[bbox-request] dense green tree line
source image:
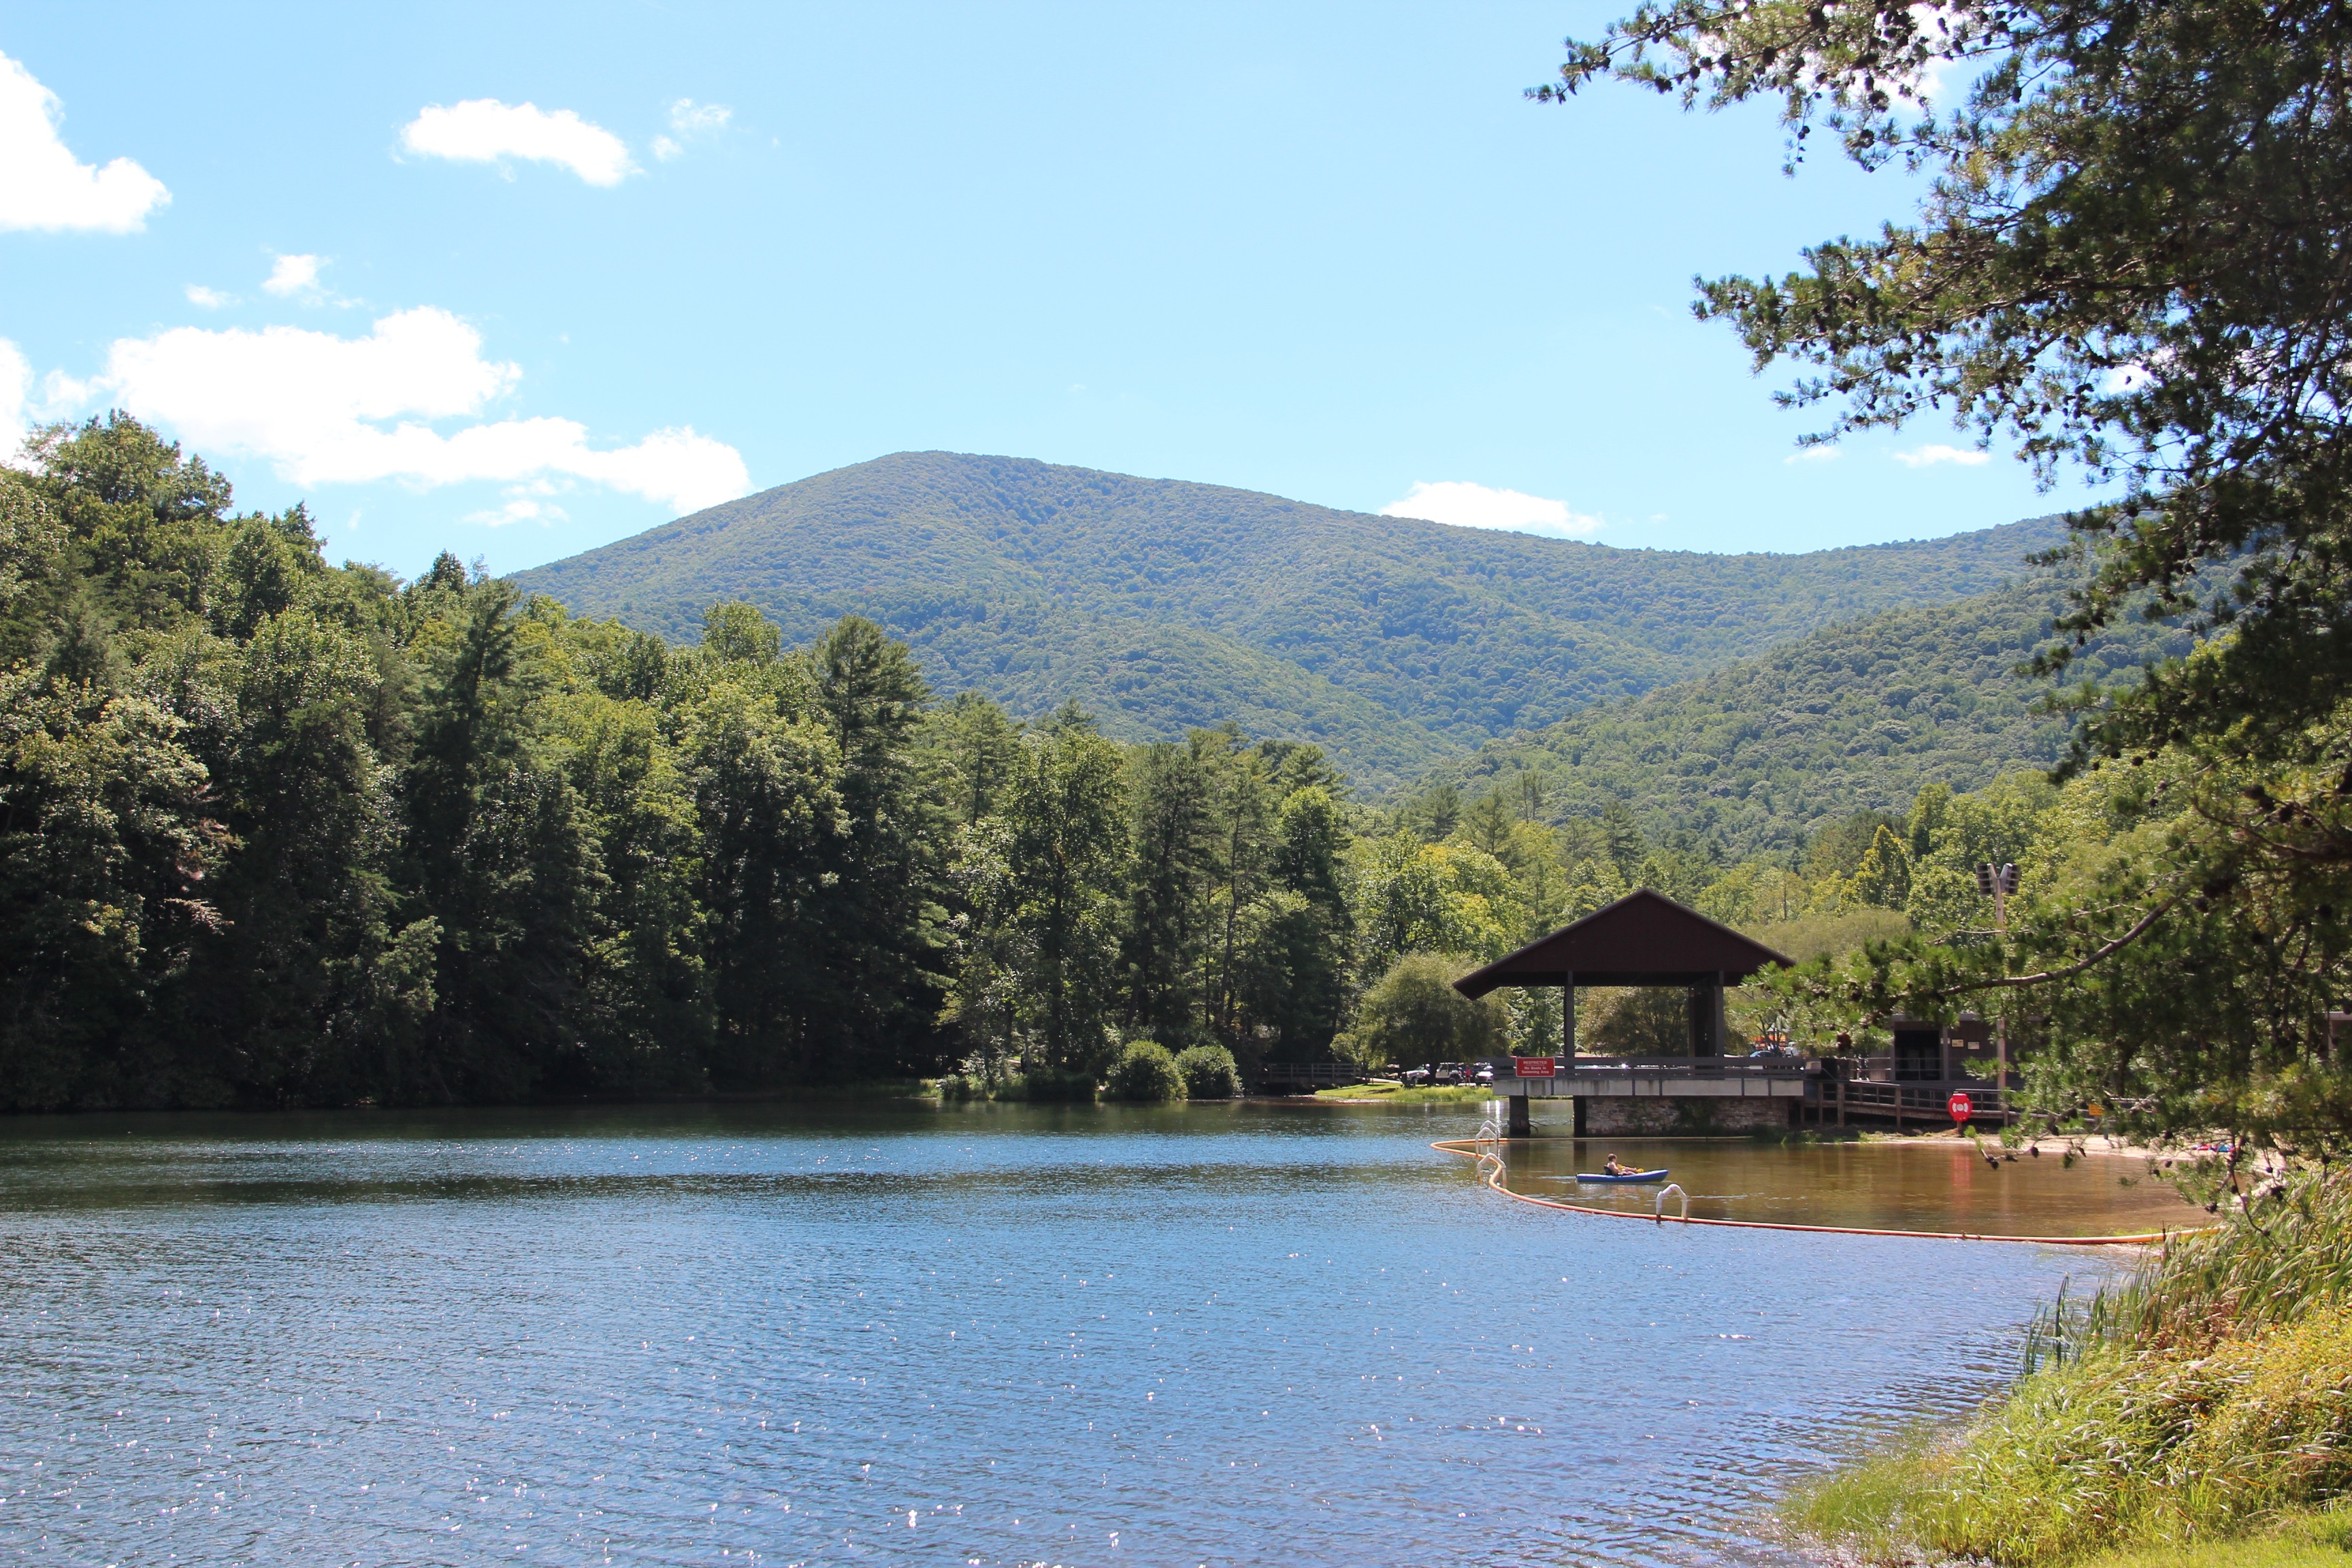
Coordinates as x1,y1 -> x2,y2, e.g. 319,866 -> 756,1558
0,419 -> 965,1107
9,417 -> 1742,1108
22,410 -> 2340,1133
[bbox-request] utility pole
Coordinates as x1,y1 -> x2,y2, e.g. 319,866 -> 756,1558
1976,862 -> 2021,1116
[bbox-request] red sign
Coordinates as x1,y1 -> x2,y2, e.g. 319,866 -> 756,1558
1514,1056 -> 1558,1078
1948,1091 -> 1974,1124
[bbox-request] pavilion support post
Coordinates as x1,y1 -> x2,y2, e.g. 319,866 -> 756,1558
1507,1094 -> 1533,1138
1563,975 -> 1576,1057
1689,976 -> 1726,1057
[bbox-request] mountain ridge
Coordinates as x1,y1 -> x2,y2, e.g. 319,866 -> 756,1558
514,450 -> 2074,790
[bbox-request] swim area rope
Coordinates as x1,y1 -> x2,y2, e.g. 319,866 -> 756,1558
1431,1137 -> 2182,1247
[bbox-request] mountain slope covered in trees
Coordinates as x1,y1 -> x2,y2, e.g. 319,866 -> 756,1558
514,451 -> 2070,789
1440,573 -> 2190,858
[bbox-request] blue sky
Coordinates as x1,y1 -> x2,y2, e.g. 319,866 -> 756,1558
0,3 -> 2104,578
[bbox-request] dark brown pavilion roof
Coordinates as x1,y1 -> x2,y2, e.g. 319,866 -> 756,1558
1452,888 -> 1793,997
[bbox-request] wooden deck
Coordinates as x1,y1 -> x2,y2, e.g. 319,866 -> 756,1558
1493,1054 -> 2017,1128
1498,1056 -> 1812,1099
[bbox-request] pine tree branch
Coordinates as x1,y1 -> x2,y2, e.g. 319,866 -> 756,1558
1933,886 -> 2193,996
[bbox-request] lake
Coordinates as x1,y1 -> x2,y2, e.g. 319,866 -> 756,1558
0,1103 -> 2144,1567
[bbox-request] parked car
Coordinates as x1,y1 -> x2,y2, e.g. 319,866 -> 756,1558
1403,1065 -> 1433,1086
1473,1063 -> 1496,1085
1435,1062 -> 1463,1085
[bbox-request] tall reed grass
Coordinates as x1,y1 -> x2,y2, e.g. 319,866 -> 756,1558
2030,1162 -> 2352,1362
1787,1166 -> 2352,1566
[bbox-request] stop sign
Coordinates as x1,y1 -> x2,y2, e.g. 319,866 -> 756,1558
1948,1091 -> 1974,1124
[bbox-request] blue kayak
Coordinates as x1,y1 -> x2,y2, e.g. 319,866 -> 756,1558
1575,1169 -> 1669,1183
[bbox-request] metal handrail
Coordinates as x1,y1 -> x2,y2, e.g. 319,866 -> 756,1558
1471,1111 -> 1507,1184
1655,1183 -> 1689,1223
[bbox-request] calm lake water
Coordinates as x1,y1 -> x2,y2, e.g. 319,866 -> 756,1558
0,1103 -> 2139,1567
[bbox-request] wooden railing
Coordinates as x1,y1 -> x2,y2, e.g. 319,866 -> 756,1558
1814,1074 -> 2013,1128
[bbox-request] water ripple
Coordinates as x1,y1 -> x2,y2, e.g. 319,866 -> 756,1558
0,1103 -> 2116,1566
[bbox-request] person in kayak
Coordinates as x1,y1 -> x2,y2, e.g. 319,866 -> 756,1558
1602,1154 -> 1631,1176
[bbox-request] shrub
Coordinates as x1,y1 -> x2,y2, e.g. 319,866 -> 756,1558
1174,1044 -> 1240,1099
1107,1040 -> 1186,1102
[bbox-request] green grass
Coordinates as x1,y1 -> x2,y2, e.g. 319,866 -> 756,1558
2077,1504 -> 2352,1567
1783,1167 -> 2352,1567
1311,1081 -> 1493,1105
1782,1431 -> 1944,1563
1793,1473 -> 2352,1568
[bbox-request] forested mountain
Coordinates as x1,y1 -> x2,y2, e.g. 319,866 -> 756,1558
514,451 -> 2069,790
0,416 -> 2201,1112
1440,572 -> 2190,858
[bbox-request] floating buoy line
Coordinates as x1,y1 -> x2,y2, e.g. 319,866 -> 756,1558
1433,1134 -> 2177,1247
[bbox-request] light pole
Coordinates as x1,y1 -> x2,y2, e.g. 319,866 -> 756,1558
1976,862 -> 2020,1115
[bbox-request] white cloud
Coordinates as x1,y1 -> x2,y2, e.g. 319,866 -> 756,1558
99,307 -> 748,514
399,99 -> 634,186
185,284 -> 235,308
670,99 -> 731,136
1379,480 -> 1600,539
262,252 -> 325,297
1784,446 -> 1840,465
467,491 -> 570,527
653,99 -> 730,161
40,369 -> 89,411
1893,443 -> 1991,468
0,50 -> 169,233
0,345 -> 94,457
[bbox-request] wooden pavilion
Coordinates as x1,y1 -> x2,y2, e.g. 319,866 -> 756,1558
1454,889 -> 1794,1135
1455,888 -> 1791,1055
